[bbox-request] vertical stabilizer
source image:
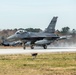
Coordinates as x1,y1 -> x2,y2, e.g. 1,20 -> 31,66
44,16 -> 58,33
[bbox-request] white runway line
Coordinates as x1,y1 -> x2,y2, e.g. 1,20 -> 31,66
0,47 -> 76,55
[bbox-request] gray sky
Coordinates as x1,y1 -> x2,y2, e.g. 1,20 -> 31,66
0,0 -> 76,30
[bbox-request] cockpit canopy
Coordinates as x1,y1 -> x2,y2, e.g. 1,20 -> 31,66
15,29 -> 27,34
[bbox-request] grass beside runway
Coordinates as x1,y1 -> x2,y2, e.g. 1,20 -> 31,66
0,52 -> 76,75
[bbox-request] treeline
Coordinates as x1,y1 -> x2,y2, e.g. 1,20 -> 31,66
0,27 -> 76,37
56,27 -> 76,36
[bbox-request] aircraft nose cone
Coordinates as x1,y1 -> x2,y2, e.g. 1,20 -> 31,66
7,34 -> 17,41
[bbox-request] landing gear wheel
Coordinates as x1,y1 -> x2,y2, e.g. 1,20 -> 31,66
23,46 -> 26,49
31,45 -> 34,49
22,43 -> 26,49
43,45 -> 47,49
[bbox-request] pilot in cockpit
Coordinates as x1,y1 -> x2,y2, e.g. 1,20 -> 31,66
15,29 -> 27,34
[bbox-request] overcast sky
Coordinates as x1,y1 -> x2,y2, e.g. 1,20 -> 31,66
0,0 -> 76,30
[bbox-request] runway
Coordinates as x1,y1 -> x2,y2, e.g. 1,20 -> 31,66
0,47 -> 76,55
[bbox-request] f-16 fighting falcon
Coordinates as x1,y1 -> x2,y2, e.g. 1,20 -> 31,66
6,16 -> 60,49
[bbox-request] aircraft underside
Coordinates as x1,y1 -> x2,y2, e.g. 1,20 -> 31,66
22,37 -> 58,49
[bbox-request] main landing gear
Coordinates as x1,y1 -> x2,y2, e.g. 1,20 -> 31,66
22,42 -> 26,49
43,45 -> 47,49
22,43 -> 34,49
30,44 -> 34,49
22,43 -> 47,49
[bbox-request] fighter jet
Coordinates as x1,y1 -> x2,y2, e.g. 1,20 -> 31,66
6,17 -> 59,49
